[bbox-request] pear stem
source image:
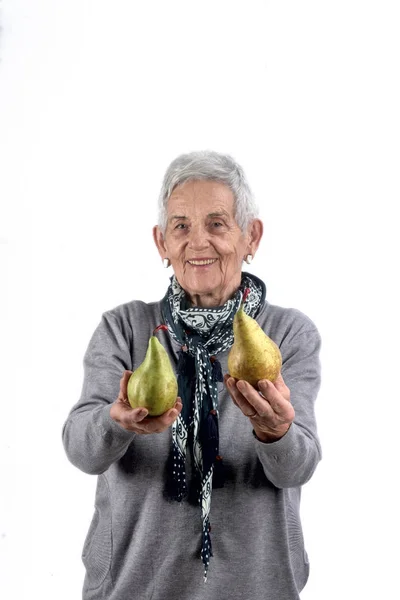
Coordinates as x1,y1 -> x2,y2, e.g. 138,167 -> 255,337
153,324 -> 169,335
241,287 -> 250,306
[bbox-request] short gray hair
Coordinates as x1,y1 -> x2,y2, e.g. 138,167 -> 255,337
157,150 -> 259,234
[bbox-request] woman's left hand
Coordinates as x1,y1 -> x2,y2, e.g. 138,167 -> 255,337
224,372 -> 295,442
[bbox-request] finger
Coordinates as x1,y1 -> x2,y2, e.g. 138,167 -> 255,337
116,406 -> 149,431
134,397 -> 183,433
110,401 -> 148,432
257,380 -> 294,420
274,372 -> 285,386
236,379 -> 276,418
224,376 -> 249,412
257,380 -> 287,413
223,373 -> 231,386
137,411 -> 180,435
157,399 -> 183,427
271,372 -> 290,401
225,376 -> 242,406
119,370 -> 133,395
226,377 -> 261,416
130,407 -> 149,422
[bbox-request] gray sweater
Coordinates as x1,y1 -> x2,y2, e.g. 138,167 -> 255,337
62,296 -> 322,600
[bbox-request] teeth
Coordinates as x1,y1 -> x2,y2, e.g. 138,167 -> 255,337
188,259 -> 217,265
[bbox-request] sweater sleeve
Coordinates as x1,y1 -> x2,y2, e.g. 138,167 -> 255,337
62,312 -> 136,475
254,326 -> 322,488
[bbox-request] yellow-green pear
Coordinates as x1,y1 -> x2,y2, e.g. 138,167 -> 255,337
127,326 -> 178,416
228,289 -> 282,387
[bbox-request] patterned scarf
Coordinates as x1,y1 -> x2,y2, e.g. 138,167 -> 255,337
161,271 -> 266,580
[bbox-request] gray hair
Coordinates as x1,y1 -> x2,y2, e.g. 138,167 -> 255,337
157,150 -> 259,234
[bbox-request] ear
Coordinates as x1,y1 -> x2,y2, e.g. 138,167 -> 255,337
153,225 -> 168,259
246,219 -> 263,255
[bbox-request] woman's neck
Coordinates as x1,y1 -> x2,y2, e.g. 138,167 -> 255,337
187,288 -> 237,309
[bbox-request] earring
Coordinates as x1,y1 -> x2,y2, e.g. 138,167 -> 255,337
245,254 -> 253,264
163,258 -> 171,268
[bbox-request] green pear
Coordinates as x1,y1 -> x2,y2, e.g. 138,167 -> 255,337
228,290 -> 282,387
127,329 -> 178,416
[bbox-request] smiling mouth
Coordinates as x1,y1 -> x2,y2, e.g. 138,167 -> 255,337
187,259 -> 218,266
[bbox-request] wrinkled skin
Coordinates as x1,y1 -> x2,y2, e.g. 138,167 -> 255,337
111,179 -> 293,440
153,179 -> 263,307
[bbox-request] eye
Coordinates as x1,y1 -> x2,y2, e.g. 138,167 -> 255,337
211,222 -> 224,228
174,223 -> 187,230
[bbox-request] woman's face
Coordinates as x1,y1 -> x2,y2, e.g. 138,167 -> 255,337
153,179 -> 263,307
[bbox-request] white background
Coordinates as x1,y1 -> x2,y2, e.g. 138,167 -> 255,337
1,1 -> 399,598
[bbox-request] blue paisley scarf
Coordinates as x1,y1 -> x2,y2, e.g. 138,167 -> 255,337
161,271 -> 266,580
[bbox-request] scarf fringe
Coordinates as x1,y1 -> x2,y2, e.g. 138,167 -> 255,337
210,357 -> 223,382
213,454 -> 225,489
200,411 -> 218,474
177,348 -> 196,380
177,348 -> 190,375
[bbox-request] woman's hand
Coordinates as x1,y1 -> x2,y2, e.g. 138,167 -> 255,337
110,370 -> 183,434
224,372 -> 295,442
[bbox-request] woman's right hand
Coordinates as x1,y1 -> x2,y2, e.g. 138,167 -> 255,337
110,370 -> 182,434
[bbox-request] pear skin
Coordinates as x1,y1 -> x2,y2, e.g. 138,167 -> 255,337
127,335 -> 178,416
228,300 -> 282,387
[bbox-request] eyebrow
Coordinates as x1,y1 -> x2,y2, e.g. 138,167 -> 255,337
208,211 -> 230,219
169,215 -> 188,222
169,211 -> 230,222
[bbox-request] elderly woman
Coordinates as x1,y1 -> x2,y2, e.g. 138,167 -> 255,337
62,150 -> 322,600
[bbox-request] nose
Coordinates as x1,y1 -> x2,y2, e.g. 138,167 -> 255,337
187,223 -> 210,251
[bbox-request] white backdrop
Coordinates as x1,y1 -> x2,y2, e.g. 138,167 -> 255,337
1,1 -> 399,599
